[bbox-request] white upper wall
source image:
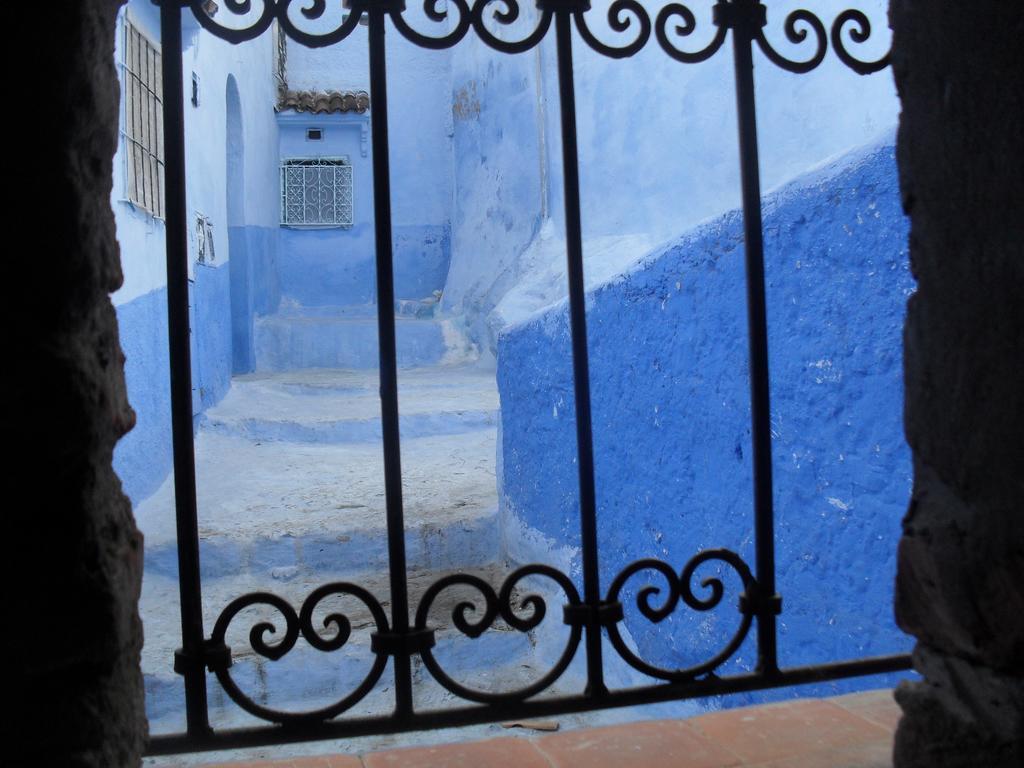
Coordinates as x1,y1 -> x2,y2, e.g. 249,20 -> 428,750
563,0 -> 898,241
112,1 -> 279,306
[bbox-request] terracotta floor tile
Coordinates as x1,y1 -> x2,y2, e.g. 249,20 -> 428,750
829,689 -> 904,733
534,719 -> 741,768
745,739 -> 894,768
689,699 -> 891,764
362,736 -> 548,768
290,755 -> 365,768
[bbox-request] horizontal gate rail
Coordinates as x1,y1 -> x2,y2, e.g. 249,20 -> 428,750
148,655 -> 911,755
150,0 -> 907,755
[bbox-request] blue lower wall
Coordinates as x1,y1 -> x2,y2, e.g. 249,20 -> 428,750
115,260 -> 234,504
230,225 -> 280,374
277,223 -> 451,307
114,282 -> 173,506
393,224 -> 452,300
498,141 -> 914,701
191,261 -> 233,413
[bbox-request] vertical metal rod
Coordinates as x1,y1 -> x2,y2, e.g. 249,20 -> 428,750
159,0 -> 212,736
367,6 -> 414,717
729,0 -> 778,675
554,10 -> 606,697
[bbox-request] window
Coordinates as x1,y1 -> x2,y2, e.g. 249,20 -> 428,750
280,157 -> 354,227
121,15 -> 165,217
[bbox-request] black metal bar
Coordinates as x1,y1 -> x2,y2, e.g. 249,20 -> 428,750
727,0 -> 780,675
552,5 -> 605,697
365,3 -> 414,719
159,0 -> 211,738
146,653 -> 912,755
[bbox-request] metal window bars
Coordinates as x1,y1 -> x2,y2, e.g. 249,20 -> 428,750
281,158 -> 355,227
124,12 -> 165,218
150,0 -> 908,755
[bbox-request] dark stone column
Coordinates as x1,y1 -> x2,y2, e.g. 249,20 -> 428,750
891,1 -> 1024,766
11,1 -> 144,767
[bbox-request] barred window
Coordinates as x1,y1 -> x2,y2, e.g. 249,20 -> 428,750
280,158 -> 354,227
122,15 -> 165,218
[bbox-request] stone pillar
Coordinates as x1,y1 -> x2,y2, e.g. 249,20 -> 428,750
891,1 -> 1024,766
11,2 -> 145,767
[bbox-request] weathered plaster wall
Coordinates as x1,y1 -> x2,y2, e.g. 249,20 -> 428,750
498,140 -> 913,700
890,2 -> 1024,766
112,1 -> 280,503
441,0 -> 899,353
442,13 -> 549,350
13,1 -> 145,765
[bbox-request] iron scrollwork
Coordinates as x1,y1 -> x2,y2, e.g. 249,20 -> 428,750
208,583 -> 390,724
176,0 -> 894,735
471,0 -> 553,55
187,0 -> 891,73
831,9 -> 890,75
753,8 -> 828,74
202,550 -> 755,724
656,3 -> 728,64
573,1 -> 651,60
187,0 -> 365,47
414,564 -> 583,703
604,549 -> 756,682
389,0 -> 473,49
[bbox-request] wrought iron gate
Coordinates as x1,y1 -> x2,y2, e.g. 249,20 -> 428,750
149,0 -> 909,755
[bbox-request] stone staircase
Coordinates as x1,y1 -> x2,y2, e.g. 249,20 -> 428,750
253,304 -> 475,371
135,360 -> 521,733
137,302 -> 687,741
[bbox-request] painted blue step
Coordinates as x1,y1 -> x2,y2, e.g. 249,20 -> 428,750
199,365 -> 498,444
254,313 -> 473,371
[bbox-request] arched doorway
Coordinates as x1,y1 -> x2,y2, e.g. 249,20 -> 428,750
226,74 -> 250,373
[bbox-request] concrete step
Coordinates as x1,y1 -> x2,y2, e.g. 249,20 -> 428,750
200,364 -> 498,444
254,311 -> 475,371
138,361 -> 516,738
136,428 -> 500,581
135,363 -> 502,581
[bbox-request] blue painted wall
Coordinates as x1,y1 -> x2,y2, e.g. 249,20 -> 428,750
114,284 -> 172,506
190,262 -> 234,413
112,1 -> 281,502
229,225 -> 280,373
498,141 -> 914,701
275,115 -> 451,308
114,261 -> 234,504
442,40 -> 547,344
440,1 -> 899,355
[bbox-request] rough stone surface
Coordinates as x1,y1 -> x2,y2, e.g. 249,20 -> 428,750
11,1 -> 146,766
891,0 -> 1024,765
894,645 -> 1024,766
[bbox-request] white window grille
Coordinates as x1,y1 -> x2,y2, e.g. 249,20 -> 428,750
280,158 -> 354,227
121,14 -> 164,218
